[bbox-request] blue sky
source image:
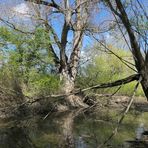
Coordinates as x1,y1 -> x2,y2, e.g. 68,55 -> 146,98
0,0 -> 147,52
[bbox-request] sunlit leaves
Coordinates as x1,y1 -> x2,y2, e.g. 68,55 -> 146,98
0,26 -> 60,96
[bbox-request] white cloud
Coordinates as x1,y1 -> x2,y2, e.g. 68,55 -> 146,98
12,3 -> 30,16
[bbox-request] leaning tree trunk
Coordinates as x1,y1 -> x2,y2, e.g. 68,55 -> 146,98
110,0 -> 148,100
141,67 -> 148,99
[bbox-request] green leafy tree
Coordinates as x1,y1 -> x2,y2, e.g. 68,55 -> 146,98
0,27 -> 60,96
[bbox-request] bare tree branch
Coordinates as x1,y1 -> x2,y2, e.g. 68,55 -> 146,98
90,33 -> 137,72
106,0 -> 121,17
81,74 -> 139,92
136,0 -> 148,20
0,18 -> 34,34
25,0 -> 64,13
113,0 -> 145,72
98,75 -> 142,148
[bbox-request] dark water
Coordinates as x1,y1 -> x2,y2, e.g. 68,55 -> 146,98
0,108 -> 148,148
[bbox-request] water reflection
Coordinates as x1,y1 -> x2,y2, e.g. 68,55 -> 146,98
0,108 -> 148,148
136,123 -> 145,140
0,126 -> 36,148
58,110 -> 79,148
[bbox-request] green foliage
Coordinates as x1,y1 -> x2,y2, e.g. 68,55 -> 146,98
76,45 -> 144,96
0,27 -> 60,96
0,26 -> 144,97
27,70 -> 60,96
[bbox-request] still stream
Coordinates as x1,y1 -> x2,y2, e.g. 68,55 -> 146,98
0,107 -> 148,148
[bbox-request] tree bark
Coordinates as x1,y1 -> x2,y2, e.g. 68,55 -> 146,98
60,70 -> 88,108
24,0 -> 90,107
108,0 -> 148,100
141,68 -> 148,99
58,0 -> 89,108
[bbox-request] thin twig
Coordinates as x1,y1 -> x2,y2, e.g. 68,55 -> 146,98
97,75 -> 142,148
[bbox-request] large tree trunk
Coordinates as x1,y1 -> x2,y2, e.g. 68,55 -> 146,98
58,0 -> 89,108
25,0 -> 90,107
60,69 -> 88,108
141,67 -> 148,99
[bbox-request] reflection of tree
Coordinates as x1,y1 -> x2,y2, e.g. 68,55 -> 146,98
0,110 -> 83,148
58,109 -> 83,148
0,126 -> 36,148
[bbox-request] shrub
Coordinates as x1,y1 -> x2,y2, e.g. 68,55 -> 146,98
76,45 -> 144,96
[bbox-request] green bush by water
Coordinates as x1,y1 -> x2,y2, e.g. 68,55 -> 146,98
76,45 -> 144,96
